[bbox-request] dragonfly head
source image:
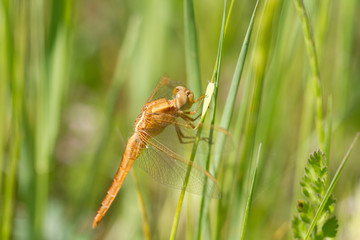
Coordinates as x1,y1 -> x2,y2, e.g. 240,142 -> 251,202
174,86 -> 194,110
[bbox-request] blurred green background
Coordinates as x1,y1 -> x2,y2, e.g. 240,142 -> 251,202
1,0 -> 360,239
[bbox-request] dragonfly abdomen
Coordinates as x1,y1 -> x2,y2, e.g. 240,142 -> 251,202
92,134 -> 142,228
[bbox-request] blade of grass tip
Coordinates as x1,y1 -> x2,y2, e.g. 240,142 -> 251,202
304,132 -> 360,240
240,143 -> 261,240
237,0 -> 271,183
132,169 -> 152,240
325,96 -> 332,167
184,0 -> 202,97
1,2 -> 26,239
170,0 -> 228,239
235,0 -> 274,209
213,0 -> 260,182
198,1 -> 260,239
294,0 -> 325,151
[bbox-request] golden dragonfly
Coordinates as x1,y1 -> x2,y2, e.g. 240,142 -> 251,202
93,77 -> 221,228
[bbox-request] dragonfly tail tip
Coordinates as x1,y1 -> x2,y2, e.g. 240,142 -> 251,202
92,220 -> 98,229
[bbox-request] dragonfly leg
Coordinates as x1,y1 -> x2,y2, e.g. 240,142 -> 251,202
194,94 -> 205,103
179,94 -> 205,115
181,113 -> 201,122
175,125 -> 210,144
178,115 -> 196,128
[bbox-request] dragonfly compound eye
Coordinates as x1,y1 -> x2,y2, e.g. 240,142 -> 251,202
175,86 -> 193,110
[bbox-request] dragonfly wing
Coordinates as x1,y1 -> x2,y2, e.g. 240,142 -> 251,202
134,134 -> 221,198
143,112 -> 233,156
146,76 -> 185,103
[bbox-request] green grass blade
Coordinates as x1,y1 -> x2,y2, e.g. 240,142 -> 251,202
235,0 -> 281,207
31,1 -> 72,237
238,0 -> 276,182
227,0 -> 283,237
294,0 -> 325,150
197,1 -> 260,238
213,0 -> 260,180
304,132 -> 360,240
0,0 -> 9,202
198,0 -> 235,122
31,0 -> 48,237
184,0 -> 202,97
170,0 -> 228,239
1,2 -> 26,238
240,143 -> 262,240
169,128 -> 203,240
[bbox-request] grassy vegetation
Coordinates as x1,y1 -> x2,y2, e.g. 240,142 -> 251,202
1,0 -> 360,239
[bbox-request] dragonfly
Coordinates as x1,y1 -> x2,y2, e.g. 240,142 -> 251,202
92,77 -> 221,228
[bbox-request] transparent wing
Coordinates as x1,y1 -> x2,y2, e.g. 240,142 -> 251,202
134,131 -> 221,198
146,76 -> 185,103
142,112 -> 233,156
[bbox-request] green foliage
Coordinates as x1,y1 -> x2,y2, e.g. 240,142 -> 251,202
1,0 -> 360,239
292,151 -> 338,239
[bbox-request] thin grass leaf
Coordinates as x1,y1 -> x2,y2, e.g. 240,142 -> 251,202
198,0 -> 236,123
169,128 -> 203,240
213,0 -> 260,181
225,0 -> 283,238
237,0 -> 278,185
294,0 -> 325,150
0,0 -> 9,202
31,0 -> 49,238
195,0 -> 229,236
1,2 -> 26,239
197,1 -> 260,238
170,0 -> 228,239
240,143 -> 262,240
304,132 -> 359,240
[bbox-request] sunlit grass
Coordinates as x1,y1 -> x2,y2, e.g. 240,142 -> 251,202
1,0 -> 360,239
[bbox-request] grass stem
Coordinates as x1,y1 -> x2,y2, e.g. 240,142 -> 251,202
294,0 -> 325,150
